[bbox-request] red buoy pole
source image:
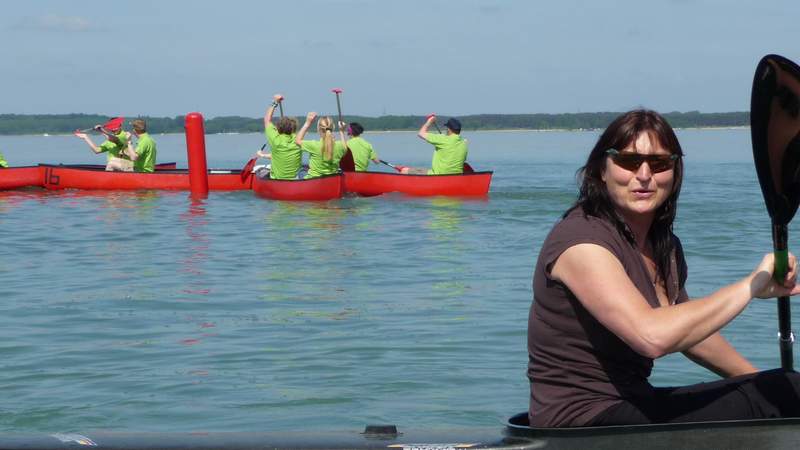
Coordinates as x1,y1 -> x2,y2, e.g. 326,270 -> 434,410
184,112 -> 209,198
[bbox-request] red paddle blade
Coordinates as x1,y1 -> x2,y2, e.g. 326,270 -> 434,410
332,88 -> 343,94
103,117 -> 124,131
339,149 -> 355,172
240,158 -> 257,181
463,162 -> 474,173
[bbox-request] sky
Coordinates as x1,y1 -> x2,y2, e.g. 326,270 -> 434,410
1,0 -> 798,118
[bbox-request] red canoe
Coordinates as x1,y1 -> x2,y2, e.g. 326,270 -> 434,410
252,172 -> 344,201
343,170 -> 493,197
41,164 -> 251,191
0,162 -> 179,190
0,166 -> 41,190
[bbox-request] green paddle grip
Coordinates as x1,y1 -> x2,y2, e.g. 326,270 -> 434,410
774,248 -> 789,282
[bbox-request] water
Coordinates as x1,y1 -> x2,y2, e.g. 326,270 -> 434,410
0,128 -> 797,433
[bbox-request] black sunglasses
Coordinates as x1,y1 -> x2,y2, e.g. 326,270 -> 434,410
606,149 -> 679,173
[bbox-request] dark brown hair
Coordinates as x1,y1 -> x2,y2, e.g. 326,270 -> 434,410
568,109 -> 684,284
276,117 -> 297,135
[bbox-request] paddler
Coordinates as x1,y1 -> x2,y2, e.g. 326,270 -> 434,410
528,109 -> 800,427
73,117 -> 132,171
295,112 -> 348,179
346,122 -> 380,171
261,94 -> 302,180
0,150 -> 8,168
399,115 -> 467,175
122,119 -> 157,173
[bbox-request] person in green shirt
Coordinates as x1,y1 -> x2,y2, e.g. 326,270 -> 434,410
399,115 -> 468,175
73,117 -> 132,171
122,119 -> 157,173
346,122 -> 380,171
260,94 -> 302,180
295,112 -> 348,179
0,151 -> 8,168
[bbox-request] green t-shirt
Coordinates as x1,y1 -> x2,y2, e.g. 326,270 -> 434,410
425,133 -> 468,175
98,132 -> 130,162
265,122 -> 302,180
0,151 -> 8,168
133,133 -> 157,173
301,139 -> 347,179
347,136 -> 378,171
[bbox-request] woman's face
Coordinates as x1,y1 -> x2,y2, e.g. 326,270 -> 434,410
601,132 -> 675,224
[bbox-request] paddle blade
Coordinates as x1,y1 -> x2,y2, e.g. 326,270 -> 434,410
104,117 -> 124,131
751,54 -> 800,226
240,158 -> 257,182
339,149 -> 355,172
463,162 -> 475,173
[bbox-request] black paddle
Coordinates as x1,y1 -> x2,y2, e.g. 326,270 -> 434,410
331,88 -> 356,172
751,54 -> 800,370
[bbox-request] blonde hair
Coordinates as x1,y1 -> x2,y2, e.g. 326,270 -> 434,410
317,116 -> 335,161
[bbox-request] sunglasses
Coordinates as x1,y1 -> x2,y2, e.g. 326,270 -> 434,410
606,149 -> 679,173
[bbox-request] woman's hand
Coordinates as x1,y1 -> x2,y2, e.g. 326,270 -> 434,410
751,252 -> 800,298
306,112 -> 318,123
273,94 -> 284,103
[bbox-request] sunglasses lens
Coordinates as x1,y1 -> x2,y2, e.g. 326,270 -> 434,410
610,152 -> 676,173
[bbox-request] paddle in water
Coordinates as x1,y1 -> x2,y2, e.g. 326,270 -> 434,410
750,54 -> 800,370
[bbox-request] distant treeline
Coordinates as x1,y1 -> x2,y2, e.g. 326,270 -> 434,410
0,111 -> 749,135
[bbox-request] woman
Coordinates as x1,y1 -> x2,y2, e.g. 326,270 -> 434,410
528,109 -> 800,427
262,94 -> 302,180
295,112 -> 347,179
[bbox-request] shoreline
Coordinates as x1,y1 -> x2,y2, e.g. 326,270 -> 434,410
0,125 -> 751,138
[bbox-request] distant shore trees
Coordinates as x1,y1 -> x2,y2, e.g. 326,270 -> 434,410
0,111 -> 749,135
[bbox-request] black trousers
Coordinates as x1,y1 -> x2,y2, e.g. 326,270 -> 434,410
590,369 -> 800,425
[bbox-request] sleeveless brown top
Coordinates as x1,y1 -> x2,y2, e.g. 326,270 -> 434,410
528,209 -> 687,427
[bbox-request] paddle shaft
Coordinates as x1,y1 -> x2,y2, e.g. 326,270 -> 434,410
278,103 -> 284,118
773,223 -> 794,370
334,91 -> 344,130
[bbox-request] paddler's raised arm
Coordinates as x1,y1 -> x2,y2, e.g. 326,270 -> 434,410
418,114 -> 435,140
264,94 -> 283,129
295,112 -> 318,146
337,120 -> 348,149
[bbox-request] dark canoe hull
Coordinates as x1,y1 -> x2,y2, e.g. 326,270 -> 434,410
343,171 -> 493,197
0,163 -> 179,190
253,173 -> 344,201
1,414 -> 800,449
506,411 -> 800,449
41,165 -> 251,191
0,427 -> 523,450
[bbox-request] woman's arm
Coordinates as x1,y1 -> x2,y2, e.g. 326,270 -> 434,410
295,112 -> 317,146
683,331 -> 757,377
552,244 -> 799,359
73,132 -> 101,153
264,94 -> 282,129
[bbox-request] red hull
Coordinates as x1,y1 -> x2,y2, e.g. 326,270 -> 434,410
252,173 -> 343,201
343,171 -> 492,197
0,166 -> 42,190
0,163 -> 179,190
41,165 -> 251,191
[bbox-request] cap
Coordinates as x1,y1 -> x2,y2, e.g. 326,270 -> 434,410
444,118 -> 461,132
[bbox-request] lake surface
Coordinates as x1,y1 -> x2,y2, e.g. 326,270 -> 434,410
0,128 -> 798,434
